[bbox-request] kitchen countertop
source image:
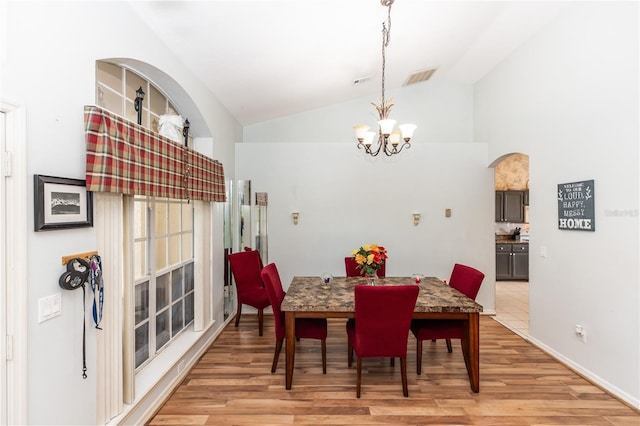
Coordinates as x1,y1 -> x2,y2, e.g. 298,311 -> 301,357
496,237 -> 529,244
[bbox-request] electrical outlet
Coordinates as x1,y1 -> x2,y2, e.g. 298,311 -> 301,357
575,325 -> 587,343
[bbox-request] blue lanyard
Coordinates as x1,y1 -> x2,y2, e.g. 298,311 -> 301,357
89,255 -> 104,330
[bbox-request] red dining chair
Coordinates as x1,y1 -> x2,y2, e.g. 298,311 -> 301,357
261,263 -> 328,374
410,263 -> 485,375
244,246 -> 264,270
346,285 -> 419,398
227,250 -> 271,336
344,257 -> 386,278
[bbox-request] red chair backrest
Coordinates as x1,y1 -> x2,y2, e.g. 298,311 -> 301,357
448,263 -> 485,300
244,246 -> 264,269
353,285 -> 419,357
344,257 -> 386,278
228,250 -> 264,297
261,263 -> 286,339
345,257 -> 360,277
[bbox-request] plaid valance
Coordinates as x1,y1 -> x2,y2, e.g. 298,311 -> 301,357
84,106 -> 226,202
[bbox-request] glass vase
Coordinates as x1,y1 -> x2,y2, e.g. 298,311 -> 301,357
365,273 -> 378,286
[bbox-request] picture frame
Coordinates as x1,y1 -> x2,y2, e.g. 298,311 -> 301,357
34,174 -> 93,231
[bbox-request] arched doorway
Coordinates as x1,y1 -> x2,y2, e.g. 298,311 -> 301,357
490,153 -> 529,337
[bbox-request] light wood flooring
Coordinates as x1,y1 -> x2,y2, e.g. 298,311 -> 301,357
149,315 -> 639,425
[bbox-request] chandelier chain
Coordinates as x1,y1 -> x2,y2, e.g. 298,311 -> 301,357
381,2 -> 392,118
354,0 -> 415,157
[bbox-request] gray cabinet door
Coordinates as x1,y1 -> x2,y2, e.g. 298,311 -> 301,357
511,244 -> 529,280
496,252 -> 512,280
503,191 -> 524,222
495,191 -> 504,222
496,244 -> 512,280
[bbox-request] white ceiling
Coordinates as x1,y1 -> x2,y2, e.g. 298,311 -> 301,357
129,0 -> 567,126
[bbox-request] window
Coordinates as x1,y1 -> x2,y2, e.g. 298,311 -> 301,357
96,61 -> 175,134
96,61 -> 197,370
133,197 -> 194,369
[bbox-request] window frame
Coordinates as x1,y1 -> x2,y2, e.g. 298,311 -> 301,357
132,196 -> 195,371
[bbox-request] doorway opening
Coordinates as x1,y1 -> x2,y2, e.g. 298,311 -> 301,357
1,101 -> 28,425
490,153 -> 529,338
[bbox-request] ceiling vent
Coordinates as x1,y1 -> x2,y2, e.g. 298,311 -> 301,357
403,67 -> 437,86
353,75 -> 373,86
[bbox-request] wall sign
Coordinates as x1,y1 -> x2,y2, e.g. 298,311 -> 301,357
557,179 -> 595,231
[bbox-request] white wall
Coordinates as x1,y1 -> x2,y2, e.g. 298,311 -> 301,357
3,2 -> 240,424
244,81 -> 474,144
475,2 -> 639,407
235,142 -> 496,313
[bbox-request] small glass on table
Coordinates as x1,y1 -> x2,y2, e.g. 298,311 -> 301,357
411,273 -> 425,284
320,272 -> 334,289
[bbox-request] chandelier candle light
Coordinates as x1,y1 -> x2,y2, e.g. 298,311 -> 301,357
354,0 -> 416,157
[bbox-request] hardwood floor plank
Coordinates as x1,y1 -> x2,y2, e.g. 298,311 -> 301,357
148,316 -> 639,425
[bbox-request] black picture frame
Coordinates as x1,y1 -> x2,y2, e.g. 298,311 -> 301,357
34,175 -> 93,231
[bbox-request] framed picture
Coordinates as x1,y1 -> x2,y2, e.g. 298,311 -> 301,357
34,175 -> 93,231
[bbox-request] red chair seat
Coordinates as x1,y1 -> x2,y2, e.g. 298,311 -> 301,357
410,319 -> 465,341
228,250 -> 271,336
261,263 -> 327,374
239,289 -> 272,310
410,263 -> 484,375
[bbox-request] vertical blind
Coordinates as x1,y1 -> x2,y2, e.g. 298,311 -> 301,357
84,105 -> 226,202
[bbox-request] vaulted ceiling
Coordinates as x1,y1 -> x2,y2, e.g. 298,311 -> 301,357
129,1 -> 567,126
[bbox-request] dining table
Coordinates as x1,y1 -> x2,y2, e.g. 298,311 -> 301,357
281,276 -> 483,392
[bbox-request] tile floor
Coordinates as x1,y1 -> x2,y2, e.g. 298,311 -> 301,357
494,280 -> 529,337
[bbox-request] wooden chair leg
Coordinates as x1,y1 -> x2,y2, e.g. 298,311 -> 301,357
446,338 -> 453,353
356,358 -> 362,398
321,339 -> 327,374
401,357 -> 408,397
347,340 -> 353,368
234,303 -> 242,327
258,308 -> 264,336
416,339 -> 423,375
271,338 -> 283,373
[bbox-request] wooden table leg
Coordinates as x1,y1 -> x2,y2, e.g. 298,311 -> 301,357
285,311 -> 296,390
462,312 -> 480,392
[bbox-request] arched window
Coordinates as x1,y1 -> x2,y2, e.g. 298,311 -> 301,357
96,61 -> 195,370
97,61 -> 175,134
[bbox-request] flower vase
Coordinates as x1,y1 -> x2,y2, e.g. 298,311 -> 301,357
365,273 -> 378,286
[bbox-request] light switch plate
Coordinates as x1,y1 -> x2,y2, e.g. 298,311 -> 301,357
38,293 -> 62,323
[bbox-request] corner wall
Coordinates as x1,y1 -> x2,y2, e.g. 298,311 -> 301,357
3,2 -> 240,424
475,1 -> 639,407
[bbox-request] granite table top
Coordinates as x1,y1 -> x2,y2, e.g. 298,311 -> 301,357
281,276 -> 483,314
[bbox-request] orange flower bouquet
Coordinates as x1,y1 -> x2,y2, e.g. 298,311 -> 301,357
351,244 -> 388,276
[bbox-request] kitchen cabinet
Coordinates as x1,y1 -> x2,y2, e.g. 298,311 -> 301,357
495,190 -> 525,223
496,243 -> 529,281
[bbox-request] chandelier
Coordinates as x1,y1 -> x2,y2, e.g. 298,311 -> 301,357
354,0 -> 416,157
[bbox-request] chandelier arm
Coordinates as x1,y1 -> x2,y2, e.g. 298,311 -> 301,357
371,134 -> 384,157
387,141 -> 411,156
